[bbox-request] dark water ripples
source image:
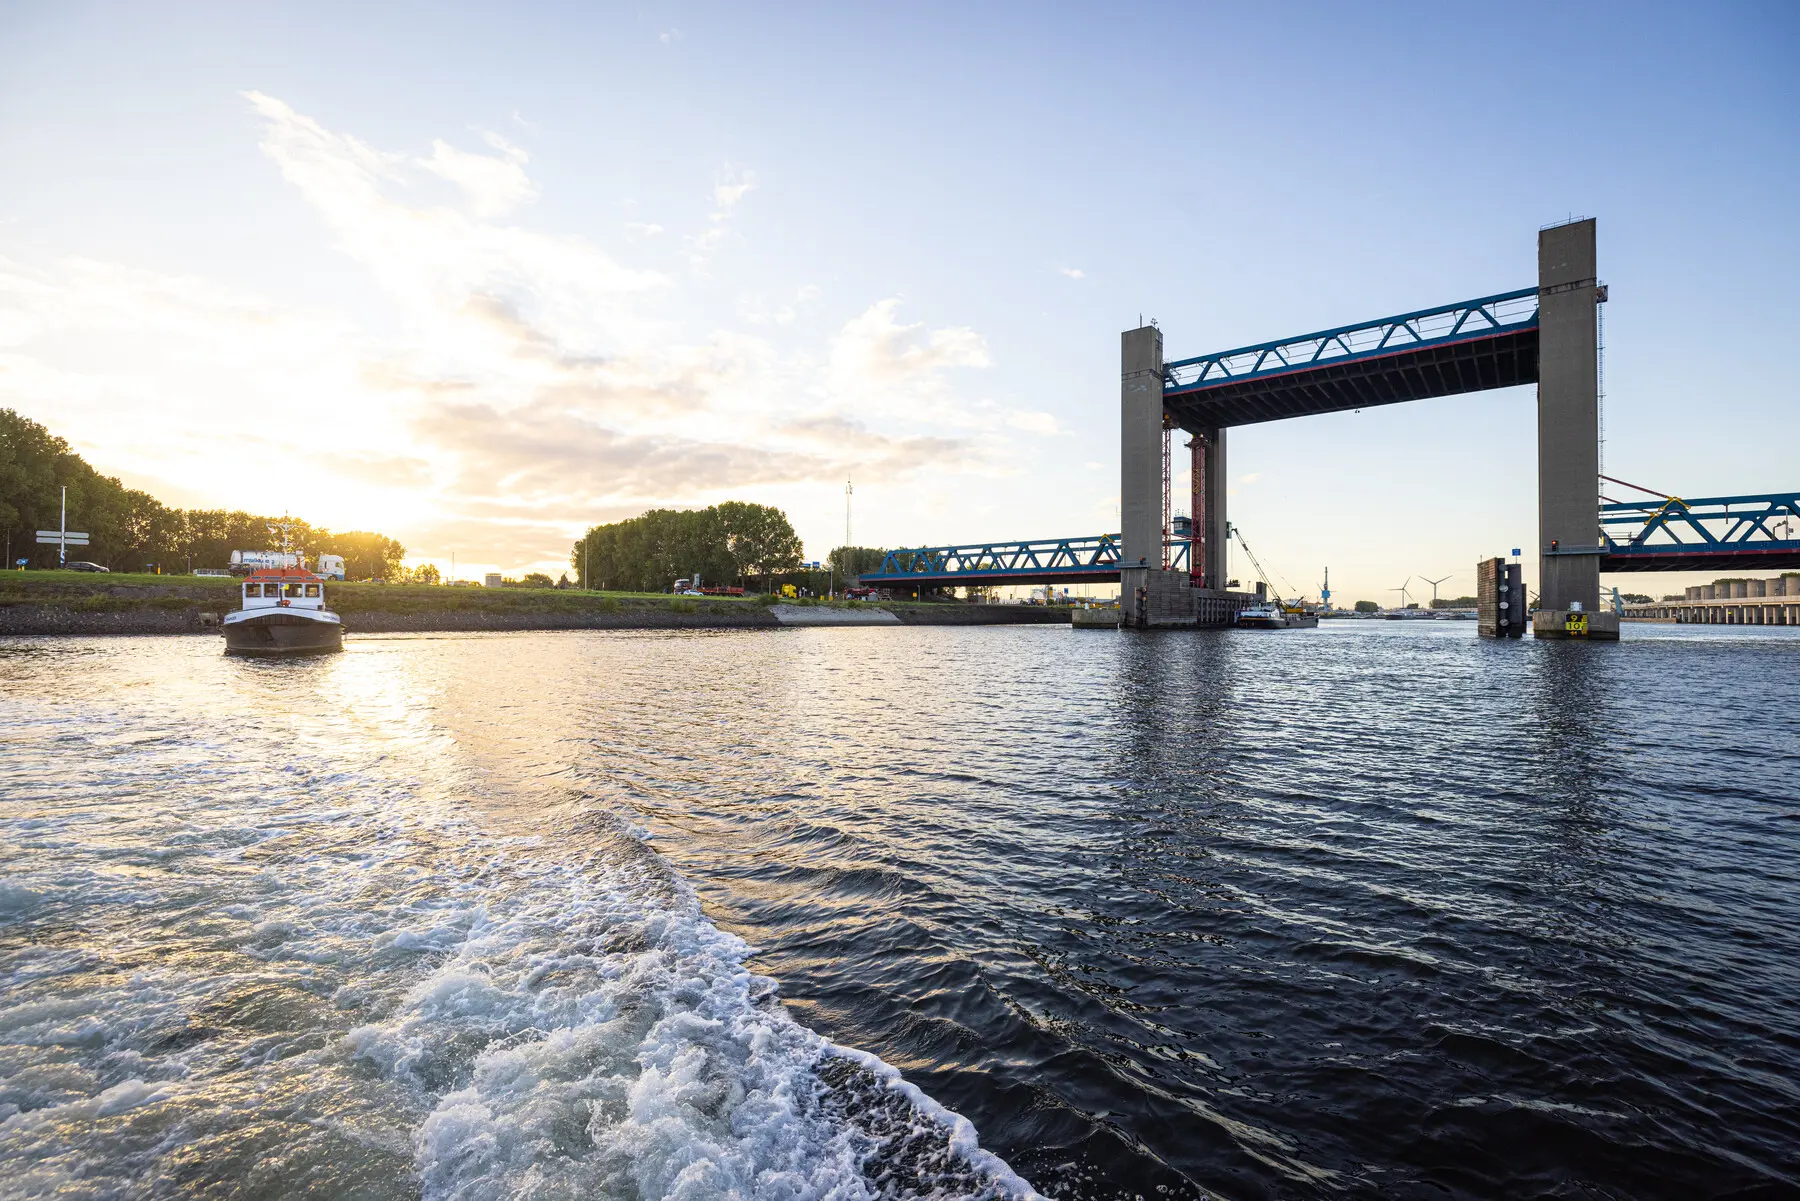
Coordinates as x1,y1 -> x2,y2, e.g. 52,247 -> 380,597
3,622 -> 1798,1199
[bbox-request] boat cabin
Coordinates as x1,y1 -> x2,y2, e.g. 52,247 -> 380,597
240,567 -> 328,612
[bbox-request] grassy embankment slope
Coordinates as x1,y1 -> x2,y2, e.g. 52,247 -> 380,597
0,572 -> 1067,634
0,572 -> 760,626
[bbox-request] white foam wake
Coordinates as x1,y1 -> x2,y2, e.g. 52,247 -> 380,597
347,817 -> 1040,1199
0,673 -> 1041,1200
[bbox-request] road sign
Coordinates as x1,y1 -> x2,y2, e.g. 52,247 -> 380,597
36,533 -> 89,546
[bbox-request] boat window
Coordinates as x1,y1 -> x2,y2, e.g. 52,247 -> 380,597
246,583 -> 264,598
285,582 -> 303,598
304,584 -> 320,598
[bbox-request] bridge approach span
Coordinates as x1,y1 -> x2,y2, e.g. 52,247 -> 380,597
862,535 -> 1189,589
1600,491 -> 1800,573
862,491 -> 1800,590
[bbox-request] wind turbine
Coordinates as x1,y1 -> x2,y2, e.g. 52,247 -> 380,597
1419,574 -> 1451,608
1389,577 -> 1412,610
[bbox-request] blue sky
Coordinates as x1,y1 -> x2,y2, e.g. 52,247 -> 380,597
2,2 -> 1795,599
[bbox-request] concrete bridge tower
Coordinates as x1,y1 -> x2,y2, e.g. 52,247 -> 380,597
1536,218 -> 1602,617
1119,324 -> 1163,614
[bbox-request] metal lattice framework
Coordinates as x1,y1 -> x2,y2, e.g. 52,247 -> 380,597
1161,288 -> 1541,428
1165,288 -> 1540,390
864,535 -> 1189,587
1600,491 -> 1800,572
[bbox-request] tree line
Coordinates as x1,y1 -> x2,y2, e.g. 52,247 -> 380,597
1,408 -> 406,577
570,507 -> 893,593
572,502 -> 807,591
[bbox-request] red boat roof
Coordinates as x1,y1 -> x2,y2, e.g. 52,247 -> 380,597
244,567 -> 322,580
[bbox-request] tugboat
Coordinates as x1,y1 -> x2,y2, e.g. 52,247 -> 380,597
222,567 -> 344,655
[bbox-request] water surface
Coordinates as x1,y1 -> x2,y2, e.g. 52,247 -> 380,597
2,622 -> 1796,1198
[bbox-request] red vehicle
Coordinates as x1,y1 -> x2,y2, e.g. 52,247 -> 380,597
700,585 -> 746,596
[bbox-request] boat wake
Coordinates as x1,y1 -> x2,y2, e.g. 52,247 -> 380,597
0,682 -> 1038,1200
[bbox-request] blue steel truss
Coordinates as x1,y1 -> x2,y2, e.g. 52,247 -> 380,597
1601,491 -> 1800,565
865,534 -> 1188,584
1163,288 -> 1540,392
862,492 -> 1800,587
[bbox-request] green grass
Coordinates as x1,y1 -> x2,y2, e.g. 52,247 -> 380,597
0,571 -> 1073,617
6,569 -> 237,588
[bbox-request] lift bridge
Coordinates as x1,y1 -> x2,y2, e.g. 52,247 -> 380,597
862,493 -> 1800,590
860,221 -> 1799,617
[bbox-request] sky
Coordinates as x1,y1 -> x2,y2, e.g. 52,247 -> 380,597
1,2 -> 1796,601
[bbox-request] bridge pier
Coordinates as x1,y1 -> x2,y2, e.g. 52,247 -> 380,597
1196,427 -> 1227,588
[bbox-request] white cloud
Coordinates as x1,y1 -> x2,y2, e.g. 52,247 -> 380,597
829,298 -> 989,385
418,136 -> 538,218
685,166 -> 758,268
0,96 -> 1014,573
1006,410 -> 1061,436
244,90 -> 664,356
1059,267 -> 1085,280
713,170 -> 756,214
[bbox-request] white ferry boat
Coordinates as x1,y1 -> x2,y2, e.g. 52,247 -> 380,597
222,567 -> 344,655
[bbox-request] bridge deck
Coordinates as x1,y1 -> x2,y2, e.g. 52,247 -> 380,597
1162,288 -> 1540,429
1600,491 -> 1800,572
1600,546 -> 1800,572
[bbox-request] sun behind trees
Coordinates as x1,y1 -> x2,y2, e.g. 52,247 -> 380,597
573,502 -> 806,592
0,408 -> 406,577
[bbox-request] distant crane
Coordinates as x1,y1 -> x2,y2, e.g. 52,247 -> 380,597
1228,523 -> 1285,604
1419,574 -> 1451,609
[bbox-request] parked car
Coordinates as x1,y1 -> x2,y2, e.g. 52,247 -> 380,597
67,561 -> 110,573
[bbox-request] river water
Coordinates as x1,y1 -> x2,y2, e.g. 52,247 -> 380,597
1,621 -> 1797,1199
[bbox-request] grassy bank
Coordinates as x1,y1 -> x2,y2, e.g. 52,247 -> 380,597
0,571 -> 1070,633
0,571 -> 754,616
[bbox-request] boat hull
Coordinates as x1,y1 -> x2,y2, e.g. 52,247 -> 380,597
1236,612 -> 1320,630
222,613 -> 344,656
